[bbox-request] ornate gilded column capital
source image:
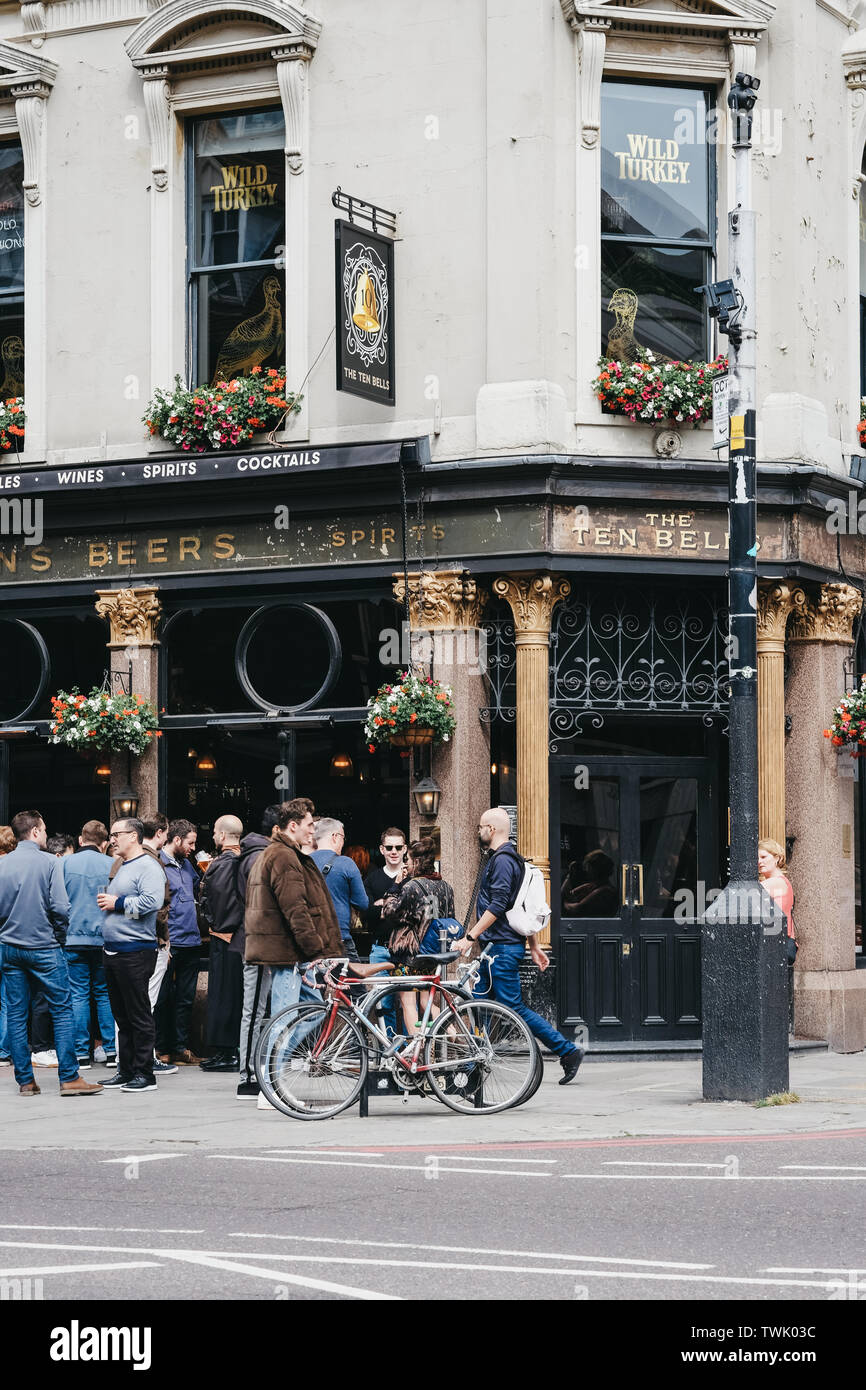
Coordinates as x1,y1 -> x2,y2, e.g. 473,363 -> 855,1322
95,588 -> 162,649
788,583 -> 862,646
756,581 -> 807,654
493,573 -> 571,643
392,570 -> 488,630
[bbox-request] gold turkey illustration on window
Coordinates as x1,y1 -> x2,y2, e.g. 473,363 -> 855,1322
0,334 -> 23,396
213,276 -> 284,383
605,289 -> 646,363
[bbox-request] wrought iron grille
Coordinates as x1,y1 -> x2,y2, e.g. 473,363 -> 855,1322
480,586 -> 729,740
479,612 -> 516,725
549,586 -> 729,746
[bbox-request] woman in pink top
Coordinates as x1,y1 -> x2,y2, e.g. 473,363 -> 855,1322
758,837 -> 796,961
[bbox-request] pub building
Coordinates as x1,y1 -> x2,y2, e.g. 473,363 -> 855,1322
0,0 -> 864,1053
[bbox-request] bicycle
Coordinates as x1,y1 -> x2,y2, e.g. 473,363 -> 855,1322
255,948 -> 542,1121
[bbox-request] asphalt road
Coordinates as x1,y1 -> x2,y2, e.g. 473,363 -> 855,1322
2,1130 -> 865,1302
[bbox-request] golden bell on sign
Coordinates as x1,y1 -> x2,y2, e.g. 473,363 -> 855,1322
352,271 -> 380,333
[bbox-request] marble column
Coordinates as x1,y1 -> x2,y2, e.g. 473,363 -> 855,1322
94,588 -> 162,818
786,582 -> 866,1052
491,573 -> 570,945
392,570 -> 490,919
756,582 -> 805,845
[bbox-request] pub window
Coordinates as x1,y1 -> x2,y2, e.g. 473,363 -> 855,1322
0,141 -> 24,400
187,109 -> 286,385
601,81 -> 715,363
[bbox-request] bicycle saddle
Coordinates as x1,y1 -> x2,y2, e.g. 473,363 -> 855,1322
345,960 -> 396,977
412,951 -> 460,964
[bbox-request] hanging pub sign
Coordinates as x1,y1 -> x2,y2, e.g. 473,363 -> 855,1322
335,219 -> 395,406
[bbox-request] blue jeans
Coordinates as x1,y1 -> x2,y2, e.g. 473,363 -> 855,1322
66,948 -> 116,1060
270,966 -> 324,1068
2,944 -> 80,1085
368,944 -> 398,1038
0,945 -> 9,1058
474,940 -> 576,1060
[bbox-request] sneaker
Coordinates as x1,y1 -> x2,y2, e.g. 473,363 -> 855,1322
105,1057 -> 117,1068
152,1059 -> 178,1075
121,1074 -> 157,1092
93,1044 -> 107,1065
100,1073 -> 132,1088
559,1046 -> 586,1085
76,1059 -> 92,1070
32,1050 -> 58,1067
237,1080 -> 260,1098
0,1056 -> 12,1068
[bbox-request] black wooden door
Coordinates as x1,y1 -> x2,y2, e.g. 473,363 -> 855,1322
552,756 -> 715,1044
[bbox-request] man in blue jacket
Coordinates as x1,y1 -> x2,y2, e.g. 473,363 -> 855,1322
0,809 -> 102,1096
63,819 -> 116,1069
456,806 -> 585,1084
156,818 -> 202,1065
311,818 -> 368,962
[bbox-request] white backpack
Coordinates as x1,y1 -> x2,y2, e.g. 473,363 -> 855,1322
506,859 -> 552,938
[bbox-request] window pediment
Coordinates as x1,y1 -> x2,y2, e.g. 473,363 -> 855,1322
0,43 -> 57,100
561,0 -> 774,33
125,0 -> 321,75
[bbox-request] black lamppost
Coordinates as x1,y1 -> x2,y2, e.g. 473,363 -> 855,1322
696,74 -> 789,1101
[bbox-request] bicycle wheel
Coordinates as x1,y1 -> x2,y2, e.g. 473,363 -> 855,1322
423,999 -> 538,1114
513,1036 -> 544,1107
256,1003 -> 368,1120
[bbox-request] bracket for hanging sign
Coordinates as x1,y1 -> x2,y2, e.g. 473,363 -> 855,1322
331,187 -> 397,238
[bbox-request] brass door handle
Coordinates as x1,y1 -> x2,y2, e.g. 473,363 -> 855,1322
621,863 -> 630,907
634,863 -> 644,907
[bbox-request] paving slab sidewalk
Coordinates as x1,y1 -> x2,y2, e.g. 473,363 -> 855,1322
0,1050 -> 863,1152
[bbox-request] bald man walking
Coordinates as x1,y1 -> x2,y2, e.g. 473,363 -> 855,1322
456,807 -> 585,1085
198,815 -> 245,1072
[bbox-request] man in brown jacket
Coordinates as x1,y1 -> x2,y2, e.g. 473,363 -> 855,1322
244,798 -> 343,1019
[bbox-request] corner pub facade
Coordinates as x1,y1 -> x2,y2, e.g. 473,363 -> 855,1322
0,0 -> 865,1052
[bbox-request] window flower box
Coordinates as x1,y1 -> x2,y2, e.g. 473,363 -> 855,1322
592,353 -> 727,427
143,367 -> 301,453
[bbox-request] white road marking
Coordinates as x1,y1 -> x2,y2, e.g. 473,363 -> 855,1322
208,1154 -> 546,1178
779,1165 -> 866,1172
0,1262 -> 162,1277
226,1231 -> 712,1269
0,1224 -> 205,1234
100,1154 -> 190,1166
603,1161 -> 733,1169
765,1265 -> 866,1274
0,1238 -> 835,1292
156,1250 -> 401,1301
562,1173 -> 866,1181
265,1149 -> 385,1158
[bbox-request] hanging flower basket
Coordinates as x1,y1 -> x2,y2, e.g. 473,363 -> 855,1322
592,352 -> 727,427
857,400 -> 866,449
824,678 -> 866,756
365,670 -> 456,751
49,688 -> 161,757
388,727 -> 435,748
143,367 -> 301,453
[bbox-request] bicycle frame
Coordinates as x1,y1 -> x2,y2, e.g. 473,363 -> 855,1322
300,956 -> 492,1079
